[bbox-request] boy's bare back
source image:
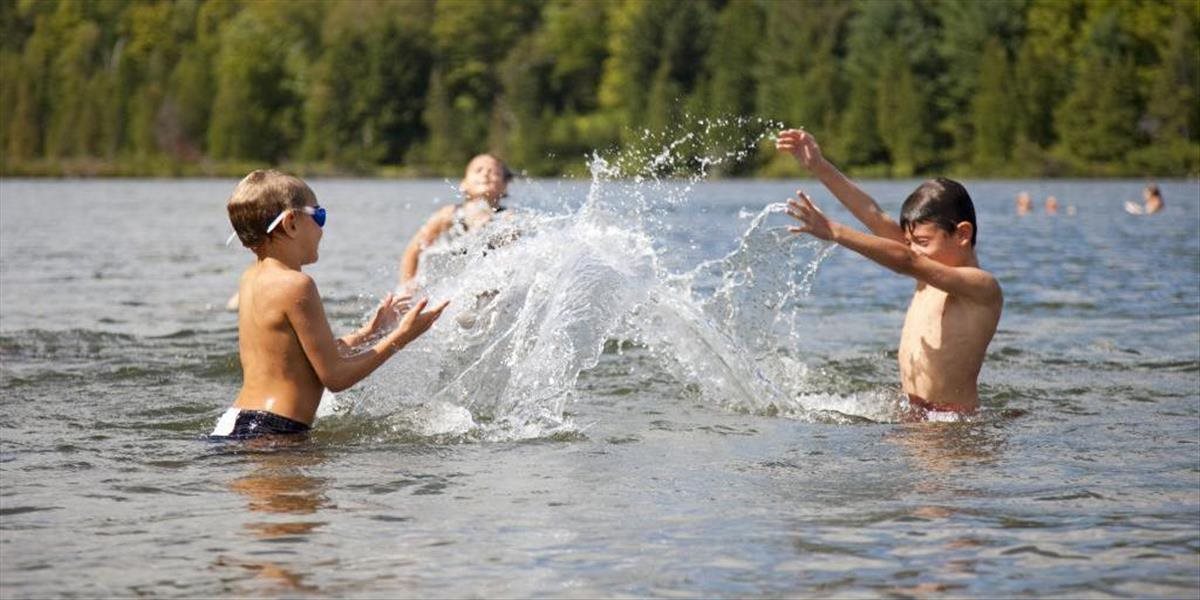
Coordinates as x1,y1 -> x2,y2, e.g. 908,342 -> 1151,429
233,260 -> 325,424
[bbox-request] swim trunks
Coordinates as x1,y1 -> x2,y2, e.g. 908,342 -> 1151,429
209,407 -> 311,439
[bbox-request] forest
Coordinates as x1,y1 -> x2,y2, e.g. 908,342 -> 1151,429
1,0 -> 1197,178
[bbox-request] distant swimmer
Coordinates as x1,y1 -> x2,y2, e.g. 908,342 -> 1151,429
1044,195 -> 1059,215
776,129 -> 1003,415
1016,191 -> 1032,216
212,170 -> 448,439
1125,184 -> 1164,215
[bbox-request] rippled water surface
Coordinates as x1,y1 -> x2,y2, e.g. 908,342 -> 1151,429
1,175 -> 1198,597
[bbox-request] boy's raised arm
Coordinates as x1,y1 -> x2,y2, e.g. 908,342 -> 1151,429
286,274 -> 448,392
788,194 -> 1000,304
777,129 -> 906,244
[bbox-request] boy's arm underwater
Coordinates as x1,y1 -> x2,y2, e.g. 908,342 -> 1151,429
284,273 -> 449,392
776,129 -> 906,244
788,193 -> 1001,304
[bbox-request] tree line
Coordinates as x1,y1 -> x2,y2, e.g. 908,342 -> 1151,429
1,0 -> 1197,178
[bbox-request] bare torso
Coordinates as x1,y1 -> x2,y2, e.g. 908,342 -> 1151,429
233,261 -> 324,424
898,283 -> 1002,411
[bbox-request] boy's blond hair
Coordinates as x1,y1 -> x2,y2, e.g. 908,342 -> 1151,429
227,170 -> 317,248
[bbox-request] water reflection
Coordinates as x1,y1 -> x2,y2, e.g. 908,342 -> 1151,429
221,443 -> 332,593
887,421 -> 1005,476
883,422 -> 1007,596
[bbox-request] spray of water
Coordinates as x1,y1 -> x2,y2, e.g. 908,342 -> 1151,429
318,117 -> 923,441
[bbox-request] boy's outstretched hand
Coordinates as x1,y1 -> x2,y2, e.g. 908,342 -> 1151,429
393,298 -> 450,347
365,292 -> 406,335
776,129 -> 824,171
787,191 -> 835,241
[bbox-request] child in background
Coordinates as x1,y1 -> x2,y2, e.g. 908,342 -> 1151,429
1015,191 -> 1032,216
775,129 -> 1003,414
1126,184 -> 1164,215
1044,195 -> 1059,215
214,170 -> 448,438
399,154 -> 514,290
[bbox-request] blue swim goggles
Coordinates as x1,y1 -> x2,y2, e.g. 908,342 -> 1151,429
265,204 -> 326,234
226,205 -> 326,246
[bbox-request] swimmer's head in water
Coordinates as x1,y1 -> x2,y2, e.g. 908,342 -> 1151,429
460,154 -> 513,204
900,178 -> 977,248
227,170 -> 318,248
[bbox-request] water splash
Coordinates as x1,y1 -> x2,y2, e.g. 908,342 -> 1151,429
319,118 -> 904,440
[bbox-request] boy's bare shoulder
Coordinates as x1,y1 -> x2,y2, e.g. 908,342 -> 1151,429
250,264 -> 318,306
956,265 -> 1003,305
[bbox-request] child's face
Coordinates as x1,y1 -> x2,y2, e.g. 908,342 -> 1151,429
460,156 -> 508,204
296,201 -> 324,265
905,222 -> 970,266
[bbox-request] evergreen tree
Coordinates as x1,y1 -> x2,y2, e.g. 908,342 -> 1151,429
423,0 -> 542,172
705,0 -> 762,118
1013,0 -> 1082,149
875,46 -> 930,176
1055,7 -> 1141,167
932,0 -> 1025,166
839,0 -> 937,170
971,38 -> 1017,172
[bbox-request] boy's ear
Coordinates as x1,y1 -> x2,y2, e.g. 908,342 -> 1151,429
281,210 -> 300,238
954,221 -> 973,245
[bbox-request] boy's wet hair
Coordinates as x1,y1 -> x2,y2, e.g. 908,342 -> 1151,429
227,170 -> 317,248
900,178 -> 977,246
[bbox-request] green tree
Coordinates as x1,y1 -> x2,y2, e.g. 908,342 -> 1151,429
932,0 -> 1025,166
598,0 -> 715,143
1055,7 -> 1141,167
971,37 -> 1017,172
207,1 -> 318,162
704,0 -> 762,118
422,0 -> 542,172
1013,0 -> 1082,149
537,0 -> 612,167
304,0 -> 433,168
839,0 -> 937,171
875,46 -> 930,177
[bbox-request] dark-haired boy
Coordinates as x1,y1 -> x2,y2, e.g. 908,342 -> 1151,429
216,170 -> 448,438
776,130 -> 1002,414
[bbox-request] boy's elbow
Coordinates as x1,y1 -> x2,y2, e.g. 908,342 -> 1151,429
324,377 -> 352,393
318,369 -> 355,393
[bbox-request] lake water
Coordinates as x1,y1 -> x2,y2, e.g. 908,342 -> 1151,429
1,174 -> 1198,597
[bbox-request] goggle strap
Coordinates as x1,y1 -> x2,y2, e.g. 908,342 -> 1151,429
264,210 -> 289,235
